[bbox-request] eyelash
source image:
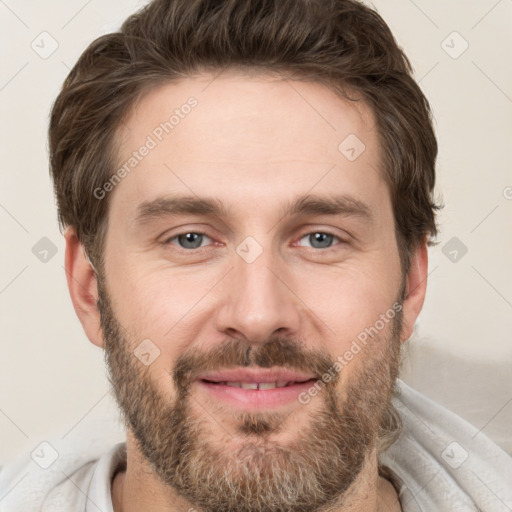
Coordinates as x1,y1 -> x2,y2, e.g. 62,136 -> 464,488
163,230 -> 345,251
165,231 -> 211,249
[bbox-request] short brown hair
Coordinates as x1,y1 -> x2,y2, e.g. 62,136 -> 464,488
49,0 -> 439,276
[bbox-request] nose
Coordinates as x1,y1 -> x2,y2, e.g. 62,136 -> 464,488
214,245 -> 303,344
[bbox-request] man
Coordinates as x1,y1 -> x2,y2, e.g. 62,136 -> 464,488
1,0 -> 511,511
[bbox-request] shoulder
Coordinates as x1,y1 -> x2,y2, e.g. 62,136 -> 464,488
380,379 -> 512,512
0,440 -> 126,511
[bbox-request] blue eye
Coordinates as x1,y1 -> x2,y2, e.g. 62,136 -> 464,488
298,232 -> 340,249
165,231 -> 342,252
168,232 -> 212,249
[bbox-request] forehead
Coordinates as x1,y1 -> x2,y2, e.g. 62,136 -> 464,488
110,71 -> 387,221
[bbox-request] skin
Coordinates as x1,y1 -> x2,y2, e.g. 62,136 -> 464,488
65,71 -> 428,512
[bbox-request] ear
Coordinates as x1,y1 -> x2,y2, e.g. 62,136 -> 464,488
400,240 -> 428,342
64,226 -> 104,348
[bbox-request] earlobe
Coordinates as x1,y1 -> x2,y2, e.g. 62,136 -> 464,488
64,226 -> 104,348
400,241 -> 428,343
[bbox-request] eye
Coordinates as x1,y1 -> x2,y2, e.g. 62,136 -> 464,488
166,231 -> 212,250
297,232 -> 342,249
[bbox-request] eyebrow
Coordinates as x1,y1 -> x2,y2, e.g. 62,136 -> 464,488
283,194 -> 373,222
134,195 -> 229,225
133,193 -> 373,226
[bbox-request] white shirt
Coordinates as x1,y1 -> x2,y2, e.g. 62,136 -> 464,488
1,379 -> 511,511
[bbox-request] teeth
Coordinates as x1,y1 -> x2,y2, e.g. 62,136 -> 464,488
258,382 -> 277,390
222,381 -> 292,389
240,382 -> 259,390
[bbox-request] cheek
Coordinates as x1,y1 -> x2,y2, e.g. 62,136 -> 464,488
107,257 -> 206,330
108,265 -> 218,385
293,261 -> 400,347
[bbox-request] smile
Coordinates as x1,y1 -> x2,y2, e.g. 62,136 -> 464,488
202,380 -> 313,389
197,375 -> 318,410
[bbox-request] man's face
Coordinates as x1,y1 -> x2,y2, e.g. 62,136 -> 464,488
98,72 -> 406,511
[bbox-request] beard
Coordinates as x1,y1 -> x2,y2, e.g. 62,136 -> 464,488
97,275 -> 403,512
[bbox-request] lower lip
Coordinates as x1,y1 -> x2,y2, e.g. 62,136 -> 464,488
196,380 -> 317,410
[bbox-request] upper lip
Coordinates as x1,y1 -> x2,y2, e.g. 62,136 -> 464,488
197,368 -> 317,384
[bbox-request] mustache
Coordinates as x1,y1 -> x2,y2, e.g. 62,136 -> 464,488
172,337 -> 338,395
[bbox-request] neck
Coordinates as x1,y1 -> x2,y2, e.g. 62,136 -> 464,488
112,432 -> 402,512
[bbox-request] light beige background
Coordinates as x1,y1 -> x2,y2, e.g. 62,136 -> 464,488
1,0 -> 511,466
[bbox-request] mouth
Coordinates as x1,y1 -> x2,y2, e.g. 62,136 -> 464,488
195,369 -> 318,410
201,379 -> 314,389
